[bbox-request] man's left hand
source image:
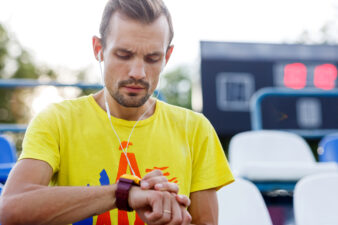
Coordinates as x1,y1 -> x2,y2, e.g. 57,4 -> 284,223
141,169 -> 178,193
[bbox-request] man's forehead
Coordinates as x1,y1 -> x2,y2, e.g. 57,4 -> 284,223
105,12 -> 170,46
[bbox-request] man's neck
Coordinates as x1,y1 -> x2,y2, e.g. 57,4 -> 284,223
93,90 -> 156,121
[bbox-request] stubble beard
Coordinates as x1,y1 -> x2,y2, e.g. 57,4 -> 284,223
109,79 -> 152,108
111,90 -> 151,107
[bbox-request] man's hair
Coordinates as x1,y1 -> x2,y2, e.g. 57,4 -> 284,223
99,0 -> 173,49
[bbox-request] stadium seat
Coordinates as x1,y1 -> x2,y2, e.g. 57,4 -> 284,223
318,133 -> 338,162
217,177 -> 273,225
294,173 -> 338,225
0,135 -> 17,183
228,130 -> 338,181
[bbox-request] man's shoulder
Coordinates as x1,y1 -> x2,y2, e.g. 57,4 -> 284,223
158,101 -> 207,123
47,95 -> 92,112
34,95 -> 93,121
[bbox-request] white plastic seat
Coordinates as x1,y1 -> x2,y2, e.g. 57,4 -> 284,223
217,177 -> 273,225
294,173 -> 338,225
229,130 -> 338,181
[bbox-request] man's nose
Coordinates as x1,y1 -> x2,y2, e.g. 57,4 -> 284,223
129,59 -> 146,80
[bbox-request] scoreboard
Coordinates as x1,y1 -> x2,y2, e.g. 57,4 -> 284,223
200,41 -> 338,137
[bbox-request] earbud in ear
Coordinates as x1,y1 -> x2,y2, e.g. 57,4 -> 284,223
97,50 -> 102,63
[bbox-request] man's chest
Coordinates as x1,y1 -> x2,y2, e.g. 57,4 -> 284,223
58,129 -> 193,195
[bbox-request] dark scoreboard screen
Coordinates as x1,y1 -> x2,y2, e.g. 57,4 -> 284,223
200,41 -> 338,137
261,95 -> 338,130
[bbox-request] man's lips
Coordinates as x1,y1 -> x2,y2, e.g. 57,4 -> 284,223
122,85 -> 145,93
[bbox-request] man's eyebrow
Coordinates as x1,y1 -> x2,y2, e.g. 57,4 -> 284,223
147,51 -> 163,56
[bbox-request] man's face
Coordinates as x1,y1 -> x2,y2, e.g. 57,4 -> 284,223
102,12 -> 172,107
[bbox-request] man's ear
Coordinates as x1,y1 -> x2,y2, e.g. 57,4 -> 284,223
165,45 -> 174,65
92,36 -> 103,61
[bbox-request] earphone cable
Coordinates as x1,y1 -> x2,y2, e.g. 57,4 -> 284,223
98,54 -> 161,176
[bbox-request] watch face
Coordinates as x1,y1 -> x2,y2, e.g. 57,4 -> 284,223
120,174 -> 141,185
119,178 -> 135,185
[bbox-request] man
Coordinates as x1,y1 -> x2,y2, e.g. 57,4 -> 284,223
0,0 -> 234,224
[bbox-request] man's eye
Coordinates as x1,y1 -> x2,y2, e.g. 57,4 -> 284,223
145,56 -> 160,63
116,53 -> 131,59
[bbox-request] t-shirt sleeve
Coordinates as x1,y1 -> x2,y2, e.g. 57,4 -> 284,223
19,105 -> 61,173
190,115 -> 234,193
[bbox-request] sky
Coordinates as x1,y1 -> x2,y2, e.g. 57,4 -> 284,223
1,0 -> 337,78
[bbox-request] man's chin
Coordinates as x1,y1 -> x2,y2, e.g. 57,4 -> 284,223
114,94 -> 150,108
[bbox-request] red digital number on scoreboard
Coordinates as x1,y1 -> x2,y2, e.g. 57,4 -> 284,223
314,64 -> 338,90
284,63 -> 307,89
283,63 -> 337,90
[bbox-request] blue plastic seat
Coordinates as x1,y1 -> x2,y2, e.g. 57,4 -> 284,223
0,136 -> 17,183
318,133 -> 338,162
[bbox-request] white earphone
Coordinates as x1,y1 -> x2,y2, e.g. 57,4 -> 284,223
97,50 -> 102,63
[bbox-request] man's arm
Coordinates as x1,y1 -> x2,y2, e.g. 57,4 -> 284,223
188,189 -> 218,225
0,159 -> 190,225
0,159 -> 118,225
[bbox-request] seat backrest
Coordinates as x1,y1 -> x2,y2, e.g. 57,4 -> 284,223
294,173 -> 338,225
217,178 -> 273,225
0,136 -> 17,163
318,133 -> 338,162
229,130 -> 315,172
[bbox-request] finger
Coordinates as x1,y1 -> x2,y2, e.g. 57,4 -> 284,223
141,176 -> 168,190
175,195 -> 191,208
154,182 -> 179,193
160,192 -> 172,224
144,191 -> 163,223
168,195 -> 182,225
181,207 -> 192,225
145,191 -> 169,225
142,169 -> 163,180
141,170 -> 164,189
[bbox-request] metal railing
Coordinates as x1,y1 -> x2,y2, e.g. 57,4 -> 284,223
0,79 -> 103,133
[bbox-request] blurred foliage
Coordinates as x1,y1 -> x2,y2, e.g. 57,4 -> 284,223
0,24 -> 60,123
295,20 -> 338,45
0,23 -> 60,152
0,25 -> 9,73
161,67 -> 192,109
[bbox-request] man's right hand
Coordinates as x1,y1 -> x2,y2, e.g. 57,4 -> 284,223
128,186 -> 192,225
140,169 -> 191,208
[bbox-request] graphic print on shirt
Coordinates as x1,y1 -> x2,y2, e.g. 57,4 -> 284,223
76,141 -> 177,225
114,141 -> 144,225
73,171 -> 110,225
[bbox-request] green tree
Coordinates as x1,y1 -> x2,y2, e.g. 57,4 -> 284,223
295,13 -> 337,45
0,24 -> 59,124
0,24 -> 9,74
161,67 -> 192,109
0,23 -> 62,152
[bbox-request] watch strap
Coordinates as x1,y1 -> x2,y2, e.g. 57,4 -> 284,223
116,178 -> 136,211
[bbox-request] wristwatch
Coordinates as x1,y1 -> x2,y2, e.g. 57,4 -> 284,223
116,174 -> 141,211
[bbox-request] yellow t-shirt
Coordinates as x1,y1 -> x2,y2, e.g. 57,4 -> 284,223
20,95 -> 234,225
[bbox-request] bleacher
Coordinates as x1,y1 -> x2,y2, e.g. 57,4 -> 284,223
201,41 -> 338,224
